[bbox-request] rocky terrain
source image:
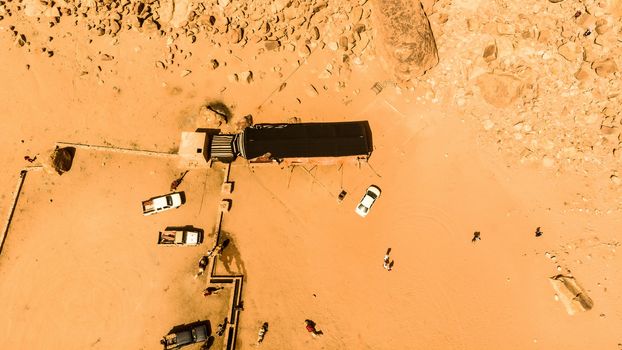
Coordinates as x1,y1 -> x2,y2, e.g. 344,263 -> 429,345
419,0 -> 622,213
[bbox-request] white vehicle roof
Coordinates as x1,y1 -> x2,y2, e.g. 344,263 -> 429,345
361,195 -> 375,207
185,231 -> 200,245
367,185 -> 381,197
169,193 -> 182,207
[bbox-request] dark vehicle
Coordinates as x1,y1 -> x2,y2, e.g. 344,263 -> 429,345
161,321 -> 210,350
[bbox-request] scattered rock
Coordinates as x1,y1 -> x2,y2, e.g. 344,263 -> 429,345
497,22 -> 515,35
557,41 -> 580,61
311,26 -> 320,40
110,20 -> 121,35
298,44 -> 311,57
265,40 -> 281,50
592,58 -> 617,77
352,6 -> 364,22
100,54 -> 114,61
327,42 -> 339,51
15,34 -> 26,47
228,27 -> 243,43
318,69 -> 331,79
476,73 -> 523,108
234,114 -> 253,131
339,36 -> 349,50
600,125 -> 617,134
210,59 -> 219,69
574,64 -> 591,81
142,18 -> 160,32
482,43 -> 497,62
354,23 -> 366,35
199,105 -> 227,127
181,69 -> 192,77
611,175 -> 621,185
305,84 -> 319,97
239,70 -> 253,83
595,19 -> 610,34
155,61 -> 166,69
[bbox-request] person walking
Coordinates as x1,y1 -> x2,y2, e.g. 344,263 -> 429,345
216,318 -> 227,336
170,171 -> 189,192
535,227 -> 543,237
383,248 -> 393,271
257,322 -> 268,344
471,231 -> 481,243
194,256 -> 209,279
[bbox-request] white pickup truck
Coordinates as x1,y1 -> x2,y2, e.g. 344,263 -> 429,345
142,192 -> 183,216
158,228 -> 203,246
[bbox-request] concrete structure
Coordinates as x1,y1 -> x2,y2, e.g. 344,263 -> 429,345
178,131 -> 209,168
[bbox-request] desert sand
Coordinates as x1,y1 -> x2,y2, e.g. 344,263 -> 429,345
1,0 -> 622,349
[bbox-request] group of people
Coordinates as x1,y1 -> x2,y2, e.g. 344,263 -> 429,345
194,240 -> 229,279
471,227 -> 543,243
200,223 -> 547,346
254,319 -> 322,345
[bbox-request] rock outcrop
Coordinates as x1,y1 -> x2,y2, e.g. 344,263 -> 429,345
371,0 -> 439,82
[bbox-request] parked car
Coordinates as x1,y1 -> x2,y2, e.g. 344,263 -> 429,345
142,192 -> 183,216
161,321 -> 209,350
158,228 -> 203,246
355,185 -> 381,217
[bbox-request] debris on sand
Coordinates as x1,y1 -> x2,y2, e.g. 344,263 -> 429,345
549,275 -> 593,315
305,84 -> 319,97
199,105 -> 227,127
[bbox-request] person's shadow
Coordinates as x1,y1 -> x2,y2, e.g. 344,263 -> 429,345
201,336 -> 214,349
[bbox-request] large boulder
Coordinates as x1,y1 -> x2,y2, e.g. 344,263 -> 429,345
199,105 -> 228,128
371,0 -> 439,82
50,147 -> 76,175
476,73 -> 523,108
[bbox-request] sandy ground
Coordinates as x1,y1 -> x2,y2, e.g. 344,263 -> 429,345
1,0 -> 622,349
0,153 -> 228,349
